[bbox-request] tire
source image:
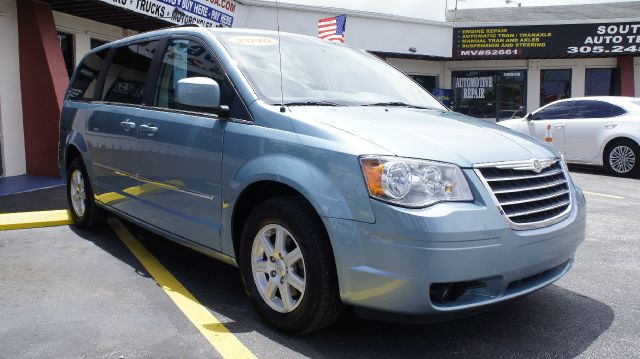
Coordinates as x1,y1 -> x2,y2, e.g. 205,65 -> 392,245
239,196 -> 344,334
66,157 -> 106,228
604,139 -> 639,177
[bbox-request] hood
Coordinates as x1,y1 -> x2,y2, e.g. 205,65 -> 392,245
287,106 -> 557,168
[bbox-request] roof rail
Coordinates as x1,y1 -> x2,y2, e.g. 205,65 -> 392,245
165,23 -> 202,29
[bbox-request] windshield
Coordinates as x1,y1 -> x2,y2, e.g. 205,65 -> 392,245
216,32 -> 445,109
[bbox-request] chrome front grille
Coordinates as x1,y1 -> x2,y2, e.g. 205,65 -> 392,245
475,158 -> 572,229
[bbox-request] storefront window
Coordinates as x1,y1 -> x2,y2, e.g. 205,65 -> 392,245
57,31 -> 74,78
451,70 -> 527,121
409,75 -> 437,93
585,68 -> 617,96
540,69 -> 571,106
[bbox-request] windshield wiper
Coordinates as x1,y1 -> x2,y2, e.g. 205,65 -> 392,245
362,102 -> 439,110
282,101 -> 345,107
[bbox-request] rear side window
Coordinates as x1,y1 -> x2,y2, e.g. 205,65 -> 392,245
102,40 -> 160,105
610,104 -> 626,117
535,101 -> 573,120
66,48 -> 109,101
573,100 -> 614,119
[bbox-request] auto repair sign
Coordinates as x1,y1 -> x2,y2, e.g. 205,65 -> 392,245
98,0 -> 238,27
454,21 -> 640,59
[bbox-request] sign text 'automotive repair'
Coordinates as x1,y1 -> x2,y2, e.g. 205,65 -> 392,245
98,0 -> 238,27
454,22 -> 640,59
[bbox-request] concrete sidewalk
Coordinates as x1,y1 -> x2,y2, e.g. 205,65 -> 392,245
0,186 -> 66,213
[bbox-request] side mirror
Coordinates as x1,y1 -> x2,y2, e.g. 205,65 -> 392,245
175,77 -> 229,116
526,113 -> 534,121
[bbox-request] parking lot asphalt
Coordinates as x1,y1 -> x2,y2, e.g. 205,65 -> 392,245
0,168 -> 638,358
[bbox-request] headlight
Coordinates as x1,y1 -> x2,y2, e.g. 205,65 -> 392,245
359,155 -> 474,208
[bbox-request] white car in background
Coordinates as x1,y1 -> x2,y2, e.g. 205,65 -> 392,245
500,96 -> 640,177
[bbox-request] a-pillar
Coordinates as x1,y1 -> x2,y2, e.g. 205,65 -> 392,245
17,0 -> 68,177
618,56 -> 635,97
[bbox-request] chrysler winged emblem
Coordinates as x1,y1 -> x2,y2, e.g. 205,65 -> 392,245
532,159 -> 543,173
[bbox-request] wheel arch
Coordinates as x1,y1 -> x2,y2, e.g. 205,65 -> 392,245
229,180 -> 324,261
62,132 -> 97,188
602,136 -> 640,159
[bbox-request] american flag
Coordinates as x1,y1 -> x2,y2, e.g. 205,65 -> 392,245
318,14 -> 347,43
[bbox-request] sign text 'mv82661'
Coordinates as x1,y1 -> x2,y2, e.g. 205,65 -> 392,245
454,22 -> 640,60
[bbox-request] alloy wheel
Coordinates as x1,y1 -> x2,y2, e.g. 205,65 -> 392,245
250,224 -> 306,313
69,169 -> 86,217
609,145 -> 636,174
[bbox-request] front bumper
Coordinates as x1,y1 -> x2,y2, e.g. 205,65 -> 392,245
323,172 -> 587,319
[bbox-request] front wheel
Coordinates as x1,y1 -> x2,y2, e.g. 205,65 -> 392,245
605,140 -> 639,177
66,157 -> 106,228
239,196 -> 344,334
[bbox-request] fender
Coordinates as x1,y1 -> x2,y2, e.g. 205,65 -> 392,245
220,153 -> 376,255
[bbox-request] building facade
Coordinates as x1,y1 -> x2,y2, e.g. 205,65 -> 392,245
0,0 -> 638,178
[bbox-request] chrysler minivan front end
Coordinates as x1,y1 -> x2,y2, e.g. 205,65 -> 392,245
325,156 -> 585,320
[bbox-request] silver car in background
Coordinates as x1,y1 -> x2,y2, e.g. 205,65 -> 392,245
500,96 -> 640,177
59,27 -> 586,333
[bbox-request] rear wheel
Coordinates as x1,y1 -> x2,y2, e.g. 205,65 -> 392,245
66,157 -> 106,228
239,196 -> 344,334
605,140 -> 639,177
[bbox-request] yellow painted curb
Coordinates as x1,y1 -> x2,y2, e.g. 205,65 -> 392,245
0,210 -> 73,230
108,218 -> 256,359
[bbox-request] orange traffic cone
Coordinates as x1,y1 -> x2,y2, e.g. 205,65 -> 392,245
544,124 -> 553,143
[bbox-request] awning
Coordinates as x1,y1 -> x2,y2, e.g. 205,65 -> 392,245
41,0 -> 170,32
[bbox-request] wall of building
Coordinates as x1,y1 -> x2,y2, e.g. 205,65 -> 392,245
0,5 -> 133,178
234,4 -> 452,58
0,0 -> 26,176
52,11 -> 130,67
442,57 -> 619,114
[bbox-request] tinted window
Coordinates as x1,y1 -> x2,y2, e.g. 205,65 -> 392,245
410,75 -> 437,93
585,68 -> 617,96
610,104 -> 626,117
102,40 -> 159,105
91,38 -> 109,49
67,48 -> 109,101
540,69 -> 571,106
154,38 -> 246,118
573,100 -> 613,119
535,101 -> 573,120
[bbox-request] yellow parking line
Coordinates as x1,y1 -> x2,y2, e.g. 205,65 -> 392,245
0,210 -> 72,230
108,218 -> 256,359
583,191 -> 624,200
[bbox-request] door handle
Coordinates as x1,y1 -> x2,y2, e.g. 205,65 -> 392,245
603,123 -> 618,129
139,124 -> 159,136
120,119 -> 136,132
553,123 -> 566,129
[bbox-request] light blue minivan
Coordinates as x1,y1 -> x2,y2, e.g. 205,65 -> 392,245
59,26 -> 586,333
